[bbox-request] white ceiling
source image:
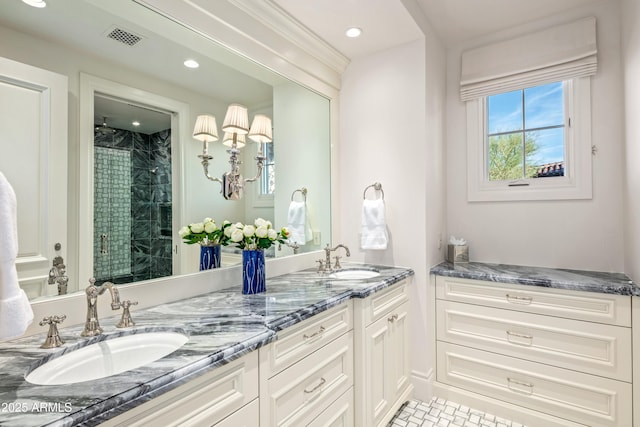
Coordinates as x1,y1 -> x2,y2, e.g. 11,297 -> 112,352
274,0 -> 608,58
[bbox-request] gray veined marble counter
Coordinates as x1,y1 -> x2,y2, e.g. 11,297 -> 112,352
430,261 -> 639,296
0,263 -> 413,427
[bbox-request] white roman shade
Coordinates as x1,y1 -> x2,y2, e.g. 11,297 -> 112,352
460,17 -> 597,101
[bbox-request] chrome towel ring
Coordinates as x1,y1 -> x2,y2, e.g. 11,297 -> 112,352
291,187 -> 307,202
363,182 -> 384,200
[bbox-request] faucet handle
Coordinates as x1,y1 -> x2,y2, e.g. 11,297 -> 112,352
333,255 -> 342,270
316,259 -> 325,274
116,300 -> 138,328
39,315 -> 66,349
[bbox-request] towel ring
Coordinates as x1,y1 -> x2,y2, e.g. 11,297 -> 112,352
291,187 -> 307,202
363,182 -> 384,200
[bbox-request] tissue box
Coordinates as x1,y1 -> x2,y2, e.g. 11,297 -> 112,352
447,244 -> 469,264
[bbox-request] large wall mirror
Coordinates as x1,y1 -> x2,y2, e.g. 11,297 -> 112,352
0,0 -> 331,300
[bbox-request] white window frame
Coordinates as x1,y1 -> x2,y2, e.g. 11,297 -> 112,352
467,77 -> 593,202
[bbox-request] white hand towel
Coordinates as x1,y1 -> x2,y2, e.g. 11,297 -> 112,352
0,172 -> 33,340
287,201 -> 312,245
361,198 -> 388,250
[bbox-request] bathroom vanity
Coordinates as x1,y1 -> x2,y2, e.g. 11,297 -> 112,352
430,262 -> 639,427
0,263 -> 413,427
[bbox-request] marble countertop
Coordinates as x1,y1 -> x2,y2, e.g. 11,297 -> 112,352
0,263 -> 413,427
431,261 -> 639,296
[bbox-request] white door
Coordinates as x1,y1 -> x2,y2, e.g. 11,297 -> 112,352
0,56 -> 68,299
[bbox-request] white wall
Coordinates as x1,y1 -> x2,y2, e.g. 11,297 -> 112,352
621,0 -> 640,283
339,33 -> 446,400
445,1 -> 625,272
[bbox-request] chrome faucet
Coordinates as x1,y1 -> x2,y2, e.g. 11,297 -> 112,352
48,256 -> 69,295
324,244 -> 350,272
81,278 -> 121,337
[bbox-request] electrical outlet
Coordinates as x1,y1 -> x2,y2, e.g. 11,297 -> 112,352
312,231 -> 321,245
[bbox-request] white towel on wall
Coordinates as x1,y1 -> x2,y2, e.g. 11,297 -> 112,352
287,201 -> 312,245
0,172 -> 33,340
361,198 -> 388,250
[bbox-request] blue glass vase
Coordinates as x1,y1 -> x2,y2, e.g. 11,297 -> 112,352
199,244 -> 221,270
242,249 -> 265,294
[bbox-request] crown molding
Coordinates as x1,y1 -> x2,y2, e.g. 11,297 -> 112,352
229,0 -> 350,75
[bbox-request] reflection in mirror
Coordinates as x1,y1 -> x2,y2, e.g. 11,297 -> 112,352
0,0 -> 331,300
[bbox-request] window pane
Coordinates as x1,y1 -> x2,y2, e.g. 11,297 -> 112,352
524,82 -> 564,129
487,90 -> 522,134
488,133 -> 524,181
525,128 -> 565,178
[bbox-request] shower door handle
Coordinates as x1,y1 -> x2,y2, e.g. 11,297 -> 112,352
100,233 -> 108,254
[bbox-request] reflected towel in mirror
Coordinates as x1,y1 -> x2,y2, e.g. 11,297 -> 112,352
361,199 -> 388,250
0,172 -> 33,339
287,201 -> 312,245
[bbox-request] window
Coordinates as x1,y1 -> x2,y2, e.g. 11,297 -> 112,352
467,77 -> 592,202
487,82 -> 565,182
260,141 -> 275,195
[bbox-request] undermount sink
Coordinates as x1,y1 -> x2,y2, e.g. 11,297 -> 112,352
329,268 -> 381,280
25,330 -> 189,385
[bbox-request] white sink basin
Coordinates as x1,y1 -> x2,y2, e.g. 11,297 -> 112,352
26,331 -> 189,385
329,268 -> 380,280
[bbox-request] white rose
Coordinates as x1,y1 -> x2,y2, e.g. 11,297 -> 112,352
265,220 -> 273,229
224,223 -> 235,237
254,218 -> 267,228
203,217 -> 213,223
234,222 -> 244,229
223,220 -> 231,225
178,226 -> 189,237
243,225 -> 256,237
231,228 -> 244,242
267,228 -> 278,240
255,225 -> 268,238
190,222 -> 204,234
204,221 -> 217,233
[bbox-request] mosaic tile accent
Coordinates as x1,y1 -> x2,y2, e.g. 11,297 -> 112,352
93,127 -> 172,283
389,398 -> 527,427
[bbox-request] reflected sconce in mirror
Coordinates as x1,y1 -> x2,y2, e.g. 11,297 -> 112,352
194,104 -> 272,200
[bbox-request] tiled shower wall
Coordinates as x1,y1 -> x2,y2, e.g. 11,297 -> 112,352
94,127 -> 173,284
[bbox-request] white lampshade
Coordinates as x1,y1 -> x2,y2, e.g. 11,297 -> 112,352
193,114 -> 218,142
248,114 -> 273,143
222,104 -> 249,135
222,132 -> 246,148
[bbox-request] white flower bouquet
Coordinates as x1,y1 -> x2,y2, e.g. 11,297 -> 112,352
178,218 -> 232,246
224,218 -> 290,251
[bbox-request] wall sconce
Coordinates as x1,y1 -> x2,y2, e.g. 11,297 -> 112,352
193,104 -> 272,200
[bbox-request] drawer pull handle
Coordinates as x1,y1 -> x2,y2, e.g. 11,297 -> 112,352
388,314 -> 399,322
506,330 -> 533,345
505,294 -> 533,305
507,377 -> 534,395
304,377 -> 326,394
303,326 -> 325,341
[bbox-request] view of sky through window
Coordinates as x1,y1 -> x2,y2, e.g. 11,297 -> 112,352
486,82 -> 565,181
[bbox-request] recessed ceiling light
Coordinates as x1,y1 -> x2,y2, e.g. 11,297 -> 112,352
22,0 -> 46,8
183,59 -> 199,69
345,27 -> 362,38
132,121 -> 140,127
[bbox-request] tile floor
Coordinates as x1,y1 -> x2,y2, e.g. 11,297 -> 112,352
389,397 -> 528,427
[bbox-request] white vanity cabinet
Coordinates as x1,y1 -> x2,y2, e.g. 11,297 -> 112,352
101,351 -> 259,427
433,275 -> 633,427
353,279 -> 413,427
259,301 -> 354,426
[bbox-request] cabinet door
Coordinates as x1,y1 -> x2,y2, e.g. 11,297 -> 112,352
364,314 -> 393,427
389,301 -> 410,400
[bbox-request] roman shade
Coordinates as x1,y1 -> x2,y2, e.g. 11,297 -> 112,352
460,17 -> 597,101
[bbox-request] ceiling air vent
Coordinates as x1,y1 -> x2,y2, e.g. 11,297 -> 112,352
105,27 -> 143,47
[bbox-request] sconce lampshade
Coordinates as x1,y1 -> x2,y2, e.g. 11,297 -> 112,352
248,114 -> 273,143
223,132 -> 246,148
193,114 -> 219,142
222,104 -> 249,135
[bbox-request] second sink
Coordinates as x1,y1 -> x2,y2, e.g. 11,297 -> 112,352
329,268 -> 381,280
25,330 -> 189,385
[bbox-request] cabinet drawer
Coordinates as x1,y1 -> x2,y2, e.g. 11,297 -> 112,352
263,331 -> 353,427
261,301 -> 352,378
308,387 -> 354,427
215,399 -> 258,427
361,279 -> 409,325
435,276 -> 631,326
437,342 -> 632,427
437,300 -> 632,381
104,351 -> 258,427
